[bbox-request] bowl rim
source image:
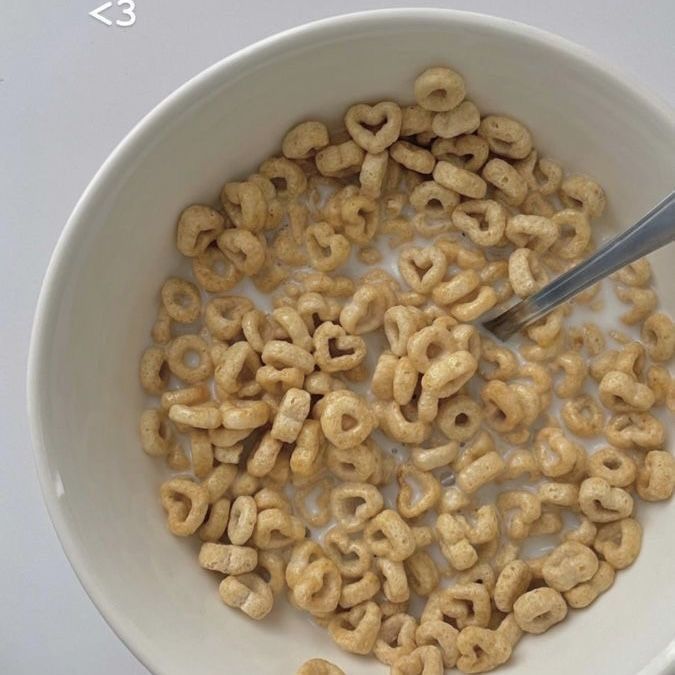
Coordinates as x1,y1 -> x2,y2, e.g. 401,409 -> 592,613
27,8 -> 675,675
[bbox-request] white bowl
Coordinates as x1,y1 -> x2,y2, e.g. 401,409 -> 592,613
29,9 -> 675,675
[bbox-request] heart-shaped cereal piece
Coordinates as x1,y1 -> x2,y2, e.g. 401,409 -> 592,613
398,245 -> 448,294
345,101 -> 402,154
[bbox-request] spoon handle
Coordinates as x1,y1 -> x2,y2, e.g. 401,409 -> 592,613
484,190 -> 675,340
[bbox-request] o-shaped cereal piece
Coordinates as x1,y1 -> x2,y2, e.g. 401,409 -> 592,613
432,135 -> 489,173
390,141 -> 436,174
220,398 -> 270,430
551,209 -> 591,259
481,380 -> 523,433
169,403 -> 221,430
414,67 -> 466,112
422,351 -> 477,399
220,180 -> 267,231
139,409 -> 173,457
578,477 -> 634,522
139,346 -> 169,394
641,312 -> 675,362
482,158 -> 528,206
262,340 -> 315,374
198,542 -> 257,575
218,572 -> 273,620
282,121 -> 330,160
296,659 -> 345,675
505,214 -> 558,252
192,244 -> 242,293
271,388 -> 311,443
561,394 -> 605,438
433,161 -> 487,199
432,100 -> 480,139
160,277 -> 201,324
593,518 -> 642,570
605,413 -> 666,450
456,451 -> 506,494
437,395 -> 483,442
494,560 -> 532,613
588,447 -> 637,487
292,557 -> 342,615
513,588 -> 567,634
259,157 -> 307,199
176,204 -> 225,257
564,561 -> 615,609
410,181 -> 459,221
598,370 -> 655,412
316,140 -> 365,178
508,248 -> 548,298
252,508 -> 305,549
166,334 -> 213,384
559,174 -> 606,219
359,150 -> 389,199
320,390 -> 376,449
478,115 -> 532,160
228,495 -> 258,545
542,542 -> 598,592
637,450 -> 675,501
401,104 -> 434,135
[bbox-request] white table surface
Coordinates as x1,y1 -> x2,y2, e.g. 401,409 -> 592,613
1,1 -> 673,673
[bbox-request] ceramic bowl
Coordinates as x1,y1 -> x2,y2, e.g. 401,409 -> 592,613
28,9 -> 675,675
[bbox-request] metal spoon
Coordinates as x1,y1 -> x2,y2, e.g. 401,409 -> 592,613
483,191 -> 675,341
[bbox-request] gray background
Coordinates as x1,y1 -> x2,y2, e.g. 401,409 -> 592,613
1,1 -> 673,673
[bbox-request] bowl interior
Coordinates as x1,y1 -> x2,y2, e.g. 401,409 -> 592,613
30,10 -> 675,675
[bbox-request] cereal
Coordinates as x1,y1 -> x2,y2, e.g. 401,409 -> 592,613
345,101 -> 402,153
482,158 -> 528,206
432,100 -> 481,139
414,67 -> 466,112
139,63 -> 675,674
296,658 -> 345,675
282,121 -> 330,160
637,451 -> 675,501
542,542 -> 598,592
593,518 -> 642,569
218,572 -> 273,620
579,477 -> 634,522
160,478 -> 209,536
513,588 -> 567,634
328,601 -> 382,654
432,134 -> 489,173
452,199 -> 506,247
176,205 -> 225,257
433,161 -> 487,198
478,115 -> 532,159
456,626 -> 511,673
559,174 -> 606,219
